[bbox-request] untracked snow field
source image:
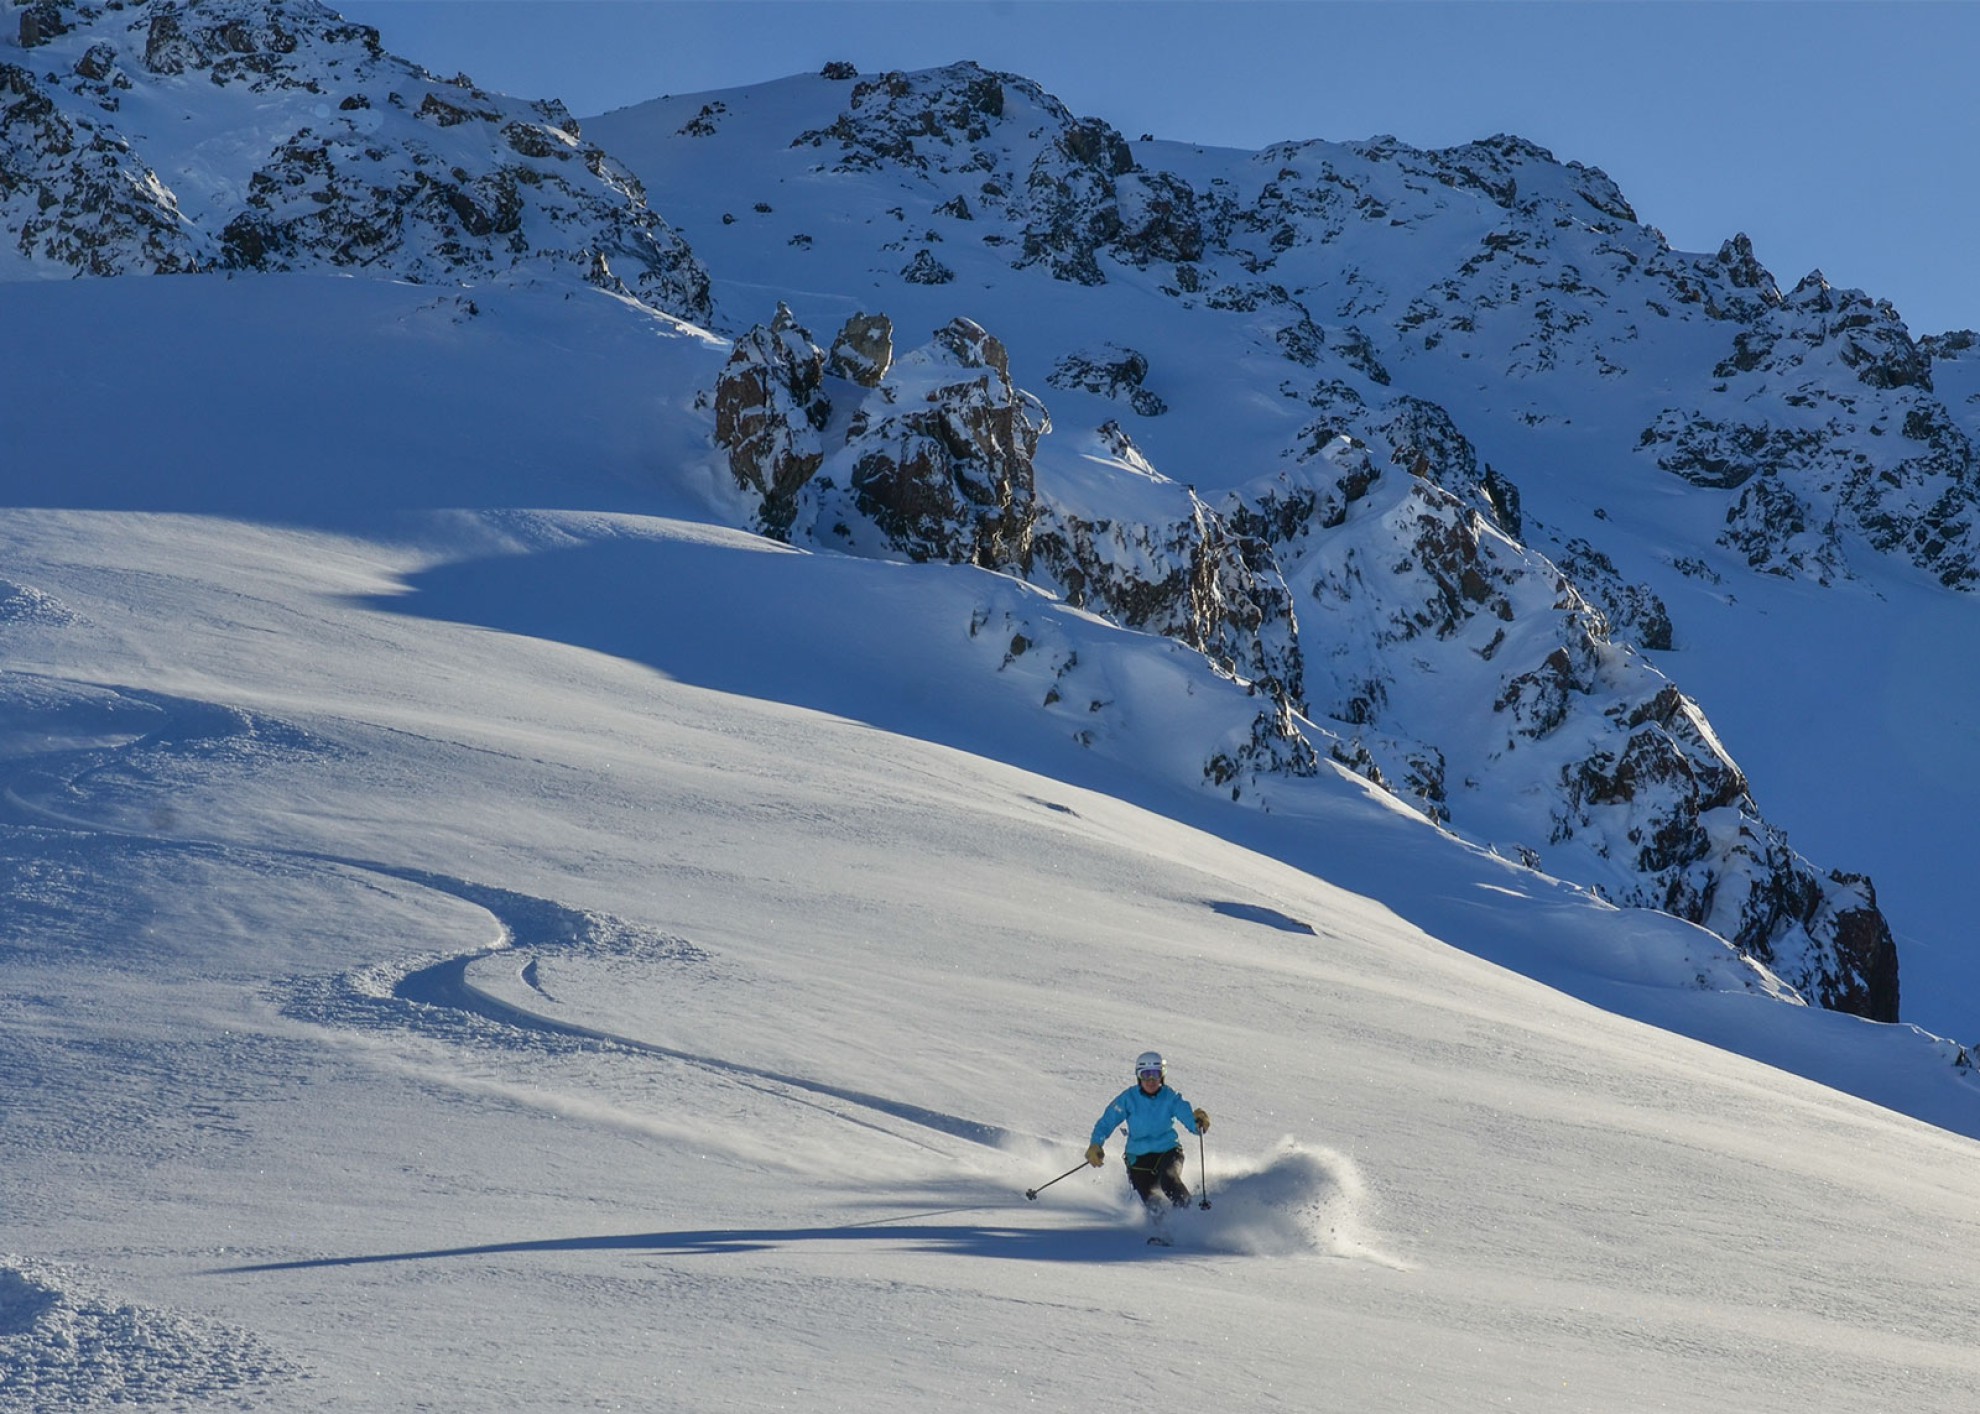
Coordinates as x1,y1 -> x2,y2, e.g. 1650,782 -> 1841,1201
7,276 -> 1980,1410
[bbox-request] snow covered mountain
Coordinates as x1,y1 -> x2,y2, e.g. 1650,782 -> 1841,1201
582,59 -> 1980,1025
2,0 -> 709,318
9,6 -> 1980,1408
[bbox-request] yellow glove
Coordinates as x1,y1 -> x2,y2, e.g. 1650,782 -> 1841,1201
1193,1108 -> 1210,1133
1085,1142 -> 1106,1167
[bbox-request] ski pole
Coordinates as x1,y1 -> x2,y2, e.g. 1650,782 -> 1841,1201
1025,1161 -> 1089,1201
1198,1131 -> 1212,1210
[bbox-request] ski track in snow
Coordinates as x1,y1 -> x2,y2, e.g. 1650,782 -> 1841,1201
393,950 -> 1016,1148
1,674 -> 1384,1291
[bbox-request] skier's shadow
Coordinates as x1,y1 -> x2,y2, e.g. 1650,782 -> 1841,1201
203,1216 -> 1166,1273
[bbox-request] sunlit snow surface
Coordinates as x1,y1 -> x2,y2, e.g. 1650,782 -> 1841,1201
7,271 -> 1980,1410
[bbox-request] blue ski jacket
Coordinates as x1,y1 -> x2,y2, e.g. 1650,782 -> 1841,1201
1090,1083 -> 1200,1160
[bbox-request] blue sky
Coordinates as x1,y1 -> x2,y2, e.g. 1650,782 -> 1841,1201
332,1 -> 1980,335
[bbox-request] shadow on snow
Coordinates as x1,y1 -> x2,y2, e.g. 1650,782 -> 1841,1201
203,1216 -> 1177,1273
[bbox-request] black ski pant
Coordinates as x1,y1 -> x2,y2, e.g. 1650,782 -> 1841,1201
1126,1146 -> 1190,1207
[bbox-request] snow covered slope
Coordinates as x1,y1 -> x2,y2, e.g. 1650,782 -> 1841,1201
5,270 -> 1980,1411
8,9 -> 1980,1409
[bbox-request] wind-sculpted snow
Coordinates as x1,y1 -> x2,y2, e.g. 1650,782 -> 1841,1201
0,661 -> 1400,1283
386,949 -> 1021,1151
279,879 -> 716,1058
0,665 -> 1030,1162
0,578 -> 78,630
0,1256 -> 302,1408
0,676 -> 1362,1259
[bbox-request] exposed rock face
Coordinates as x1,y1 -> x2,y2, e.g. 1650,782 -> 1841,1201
1551,539 -> 1674,651
793,61 -> 1202,288
0,0 -> 711,322
899,248 -> 955,285
1030,423 -> 1304,713
671,58 -> 1980,614
841,317 -> 1046,572
1551,689 -> 1899,1018
1047,345 -> 1166,416
1821,877 -> 1902,1021
714,308 -> 1047,573
601,62 -> 1931,1020
1239,436 -> 1898,1017
1922,329 -> 1977,364
827,312 -> 893,387
1,59 -> 209,274
709,308 -> 1316,792
706,291 -> 1901,1020
713,303 -> 832,537
18,2 -> 70,47
1639,272 -> 1979,587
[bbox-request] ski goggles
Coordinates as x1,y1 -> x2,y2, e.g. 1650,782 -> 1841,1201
1137,1067 -> 1164,1080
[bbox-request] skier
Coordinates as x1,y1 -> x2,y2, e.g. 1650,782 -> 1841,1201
1085,1050 -> 1209,1209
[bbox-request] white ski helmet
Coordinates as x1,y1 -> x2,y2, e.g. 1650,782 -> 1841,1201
1135,1050 -> 1166,1081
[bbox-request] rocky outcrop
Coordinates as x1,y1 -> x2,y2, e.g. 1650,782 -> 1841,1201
722,308 -> 1304,719
1553,687 -> 1898,1017
1029,424 -> 1303,711
1279,379 -> 1516,540
712,303 -> 832,537
793,61 -> 1201,288
646,59 -> 1927,1025
0,0 -> 711,323
771,57 -> 1980,615
1047,345 -> 1167,416
710,308 -> 1315,790
1194,388 -> 1899,1020
1639,273 -> 1979,588
0,59 -> 210,274
840,317 -> 1046,572
899,248 -> 954,285
827,312 -> 893,387
707,287 -> 1901,1020
714,308 -> 1047,573
1921,329 -> 1977,364
1550,539 -> 1673,652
